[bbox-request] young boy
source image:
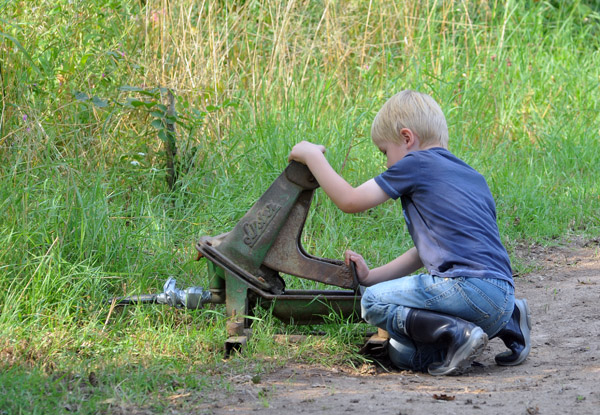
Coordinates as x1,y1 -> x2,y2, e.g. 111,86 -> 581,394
288,90 -> 531,375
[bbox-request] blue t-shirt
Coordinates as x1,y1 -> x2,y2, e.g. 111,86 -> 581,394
374,147 -> 513,285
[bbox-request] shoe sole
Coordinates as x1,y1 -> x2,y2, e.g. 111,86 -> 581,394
429,327 -> 489,376
497,298 -> 532,366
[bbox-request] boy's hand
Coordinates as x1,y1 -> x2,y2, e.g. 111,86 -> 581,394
344,250 -> 370,284
288,141 -> 326,165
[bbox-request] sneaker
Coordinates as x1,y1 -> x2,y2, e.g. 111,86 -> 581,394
495,298 -> 531,366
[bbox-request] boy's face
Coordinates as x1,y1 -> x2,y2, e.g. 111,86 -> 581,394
375,128 -> 436,168
377,141 -> 409,168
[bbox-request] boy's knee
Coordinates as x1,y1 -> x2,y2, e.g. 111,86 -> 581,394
360,286 -> 377,312
360,287 -> 389,325
360,287 -> 374,320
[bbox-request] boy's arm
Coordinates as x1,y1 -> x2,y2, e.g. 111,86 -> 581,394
346,247 -> 423,286
288,141 -> 389,213
366,247 -> 423,285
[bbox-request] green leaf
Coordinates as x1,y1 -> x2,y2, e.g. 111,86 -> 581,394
123,98 -> 157,109
120,85 -> 145,92
191,108 -> 206,118
75,91 -> 89,101
80,53 -> 93,66
151,119 -> 164,130
223,99 -> 238,108
106,50 -> 122,59
91,96 -> 108,108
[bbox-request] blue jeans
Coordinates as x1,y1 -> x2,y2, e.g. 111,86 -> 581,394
361,274 -> 514,372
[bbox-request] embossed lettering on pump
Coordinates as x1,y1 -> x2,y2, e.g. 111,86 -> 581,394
243,203 -> 281,247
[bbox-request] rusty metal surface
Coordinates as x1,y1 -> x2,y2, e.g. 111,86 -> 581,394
211,273 -> 361,326
204,257 -> 361,326
208,162 -> 309,276
261,190 -> 355,289
197,236 -> 280,293
196,161 -> 356,291
284,160 -> 320,189
258,290 -> 361,325
194,161 -> 363,333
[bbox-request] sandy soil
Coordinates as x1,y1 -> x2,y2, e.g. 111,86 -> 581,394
165,240 -> 600,415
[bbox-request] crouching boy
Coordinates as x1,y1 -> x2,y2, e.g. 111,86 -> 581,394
288,90 -> 531,375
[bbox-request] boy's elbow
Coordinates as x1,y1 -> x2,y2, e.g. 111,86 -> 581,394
331,187 -> 372,213
337,199 -> 364,214
333,179 -> 386,214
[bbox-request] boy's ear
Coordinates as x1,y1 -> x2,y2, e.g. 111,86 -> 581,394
399,128 -> 417,146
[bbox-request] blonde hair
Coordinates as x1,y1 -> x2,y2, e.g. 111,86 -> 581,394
371,90 -> 449,148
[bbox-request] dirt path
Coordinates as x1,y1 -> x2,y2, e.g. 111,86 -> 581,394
193,241 -> 600,415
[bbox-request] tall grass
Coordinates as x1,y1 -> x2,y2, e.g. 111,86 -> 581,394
1,0 -> 600,412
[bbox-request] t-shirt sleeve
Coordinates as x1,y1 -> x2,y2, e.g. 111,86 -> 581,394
374,154 -> 419,200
